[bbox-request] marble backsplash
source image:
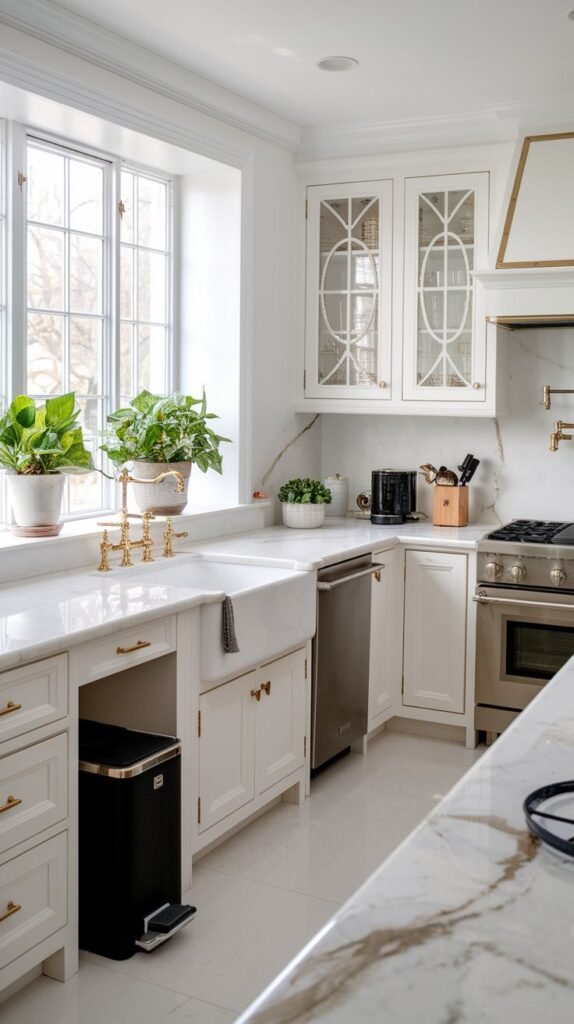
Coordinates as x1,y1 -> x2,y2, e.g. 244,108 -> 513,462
321,327 -> 574,525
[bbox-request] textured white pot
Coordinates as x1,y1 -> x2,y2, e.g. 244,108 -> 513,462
281,502 -> 326,529
6,473 -> 66,536
131,461 -> 191,515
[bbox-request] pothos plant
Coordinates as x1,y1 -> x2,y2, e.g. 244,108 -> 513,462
277,478 -> 332,505
100,390 -> 230,473
0,393 -> 93,474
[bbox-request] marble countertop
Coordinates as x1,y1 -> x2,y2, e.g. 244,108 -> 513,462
238,659 -> 574,1024
0,518 -> 487,672
193,518 -> 488,570
0,558 -> 225,672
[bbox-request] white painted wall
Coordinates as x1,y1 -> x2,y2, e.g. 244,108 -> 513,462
321,327 -> 574,524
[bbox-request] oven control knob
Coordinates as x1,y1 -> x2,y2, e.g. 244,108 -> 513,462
510,564 -> 526,583
484,561 -> 503,581
550,568 -> 567,587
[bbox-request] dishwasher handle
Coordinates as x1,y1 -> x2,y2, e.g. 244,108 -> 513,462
317,563 -> 384,591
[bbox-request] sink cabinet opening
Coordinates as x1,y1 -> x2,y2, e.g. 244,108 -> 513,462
78,654 -> 177,737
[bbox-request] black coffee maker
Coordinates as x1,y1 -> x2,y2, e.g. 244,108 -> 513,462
370,469 -> 417,525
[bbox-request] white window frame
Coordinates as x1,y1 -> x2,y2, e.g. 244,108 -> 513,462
1,122 -> 175,523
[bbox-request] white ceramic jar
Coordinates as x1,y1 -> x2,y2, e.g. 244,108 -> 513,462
324,475 -> 349,517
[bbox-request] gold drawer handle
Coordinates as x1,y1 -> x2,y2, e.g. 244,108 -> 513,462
261,681 -> 271,696
116,640 -> 152,655
0,795 -> 22,815
0,901 -> 22,924
0,701 -> 22,717
250,688 -> 261,702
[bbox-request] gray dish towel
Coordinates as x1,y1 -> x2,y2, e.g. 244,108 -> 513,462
222,595 -> 240,653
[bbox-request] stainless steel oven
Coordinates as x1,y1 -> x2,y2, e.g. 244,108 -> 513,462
474,585 -> 574,734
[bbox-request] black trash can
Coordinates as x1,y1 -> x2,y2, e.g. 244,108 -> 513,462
79,719 -> 195,960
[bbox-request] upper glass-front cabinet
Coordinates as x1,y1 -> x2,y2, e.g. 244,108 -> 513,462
305,181 -> 393,400
403,172 -> 489,402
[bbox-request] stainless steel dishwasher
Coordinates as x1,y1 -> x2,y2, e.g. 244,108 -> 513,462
312,554 -> 380,770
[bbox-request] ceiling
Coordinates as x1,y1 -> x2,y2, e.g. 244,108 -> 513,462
45,0 -> 574,129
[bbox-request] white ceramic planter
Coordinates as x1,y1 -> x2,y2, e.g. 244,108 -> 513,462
6,472 -> 66,536
131,461 -> 191,515
281,502 -> 326,529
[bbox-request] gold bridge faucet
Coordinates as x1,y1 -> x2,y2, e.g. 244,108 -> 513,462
98,468 -> 188,571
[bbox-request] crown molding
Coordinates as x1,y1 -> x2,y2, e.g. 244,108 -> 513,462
0,0 -> 300,151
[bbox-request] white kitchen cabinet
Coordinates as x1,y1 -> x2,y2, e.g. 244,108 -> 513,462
403,550 -> 468,713
197,649 -> 307,838
403,172 -> 489,403
305,180 -> 393,400
256,649 -> 306,795
197,672 -> 256,833
368,547 -> 404,731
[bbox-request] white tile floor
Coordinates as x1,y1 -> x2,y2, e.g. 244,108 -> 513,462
2,728 -> 483,1023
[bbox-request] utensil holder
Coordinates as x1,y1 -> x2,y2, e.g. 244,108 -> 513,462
432,486 -> 468,527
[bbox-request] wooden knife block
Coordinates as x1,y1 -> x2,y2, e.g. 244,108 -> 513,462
432,486 -> 468,527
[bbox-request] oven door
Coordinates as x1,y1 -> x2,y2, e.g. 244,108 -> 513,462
475,586 -> 574,711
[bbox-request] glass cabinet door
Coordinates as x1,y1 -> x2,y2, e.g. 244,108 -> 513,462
305,181 -> 392,400
403,173 -> 489,402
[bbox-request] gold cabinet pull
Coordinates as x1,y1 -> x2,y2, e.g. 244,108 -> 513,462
0,701 -> 21,717
116,640 -> 152,655
0,795 -> 22,815
0,900 -> 21,924
250,688 -> 261,702
261,681 -> 271,696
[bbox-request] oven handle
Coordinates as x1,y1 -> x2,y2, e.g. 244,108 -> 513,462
473,591 -> 574,612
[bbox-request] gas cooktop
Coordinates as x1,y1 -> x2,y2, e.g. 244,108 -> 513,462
486,520 -> 574,545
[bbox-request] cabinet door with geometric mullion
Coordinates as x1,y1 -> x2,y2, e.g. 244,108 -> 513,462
403,172 -> 489,402
305,180 -> 393,400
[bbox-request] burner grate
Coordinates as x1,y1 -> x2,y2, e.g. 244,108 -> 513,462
487,520 -> 572,544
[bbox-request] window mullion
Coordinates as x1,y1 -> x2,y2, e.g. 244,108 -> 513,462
8,122 -> 27,400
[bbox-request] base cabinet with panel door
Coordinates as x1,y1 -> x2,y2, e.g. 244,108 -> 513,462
368,546 -> 404,733
403,549 -> 468,714
196,648 -> 307,845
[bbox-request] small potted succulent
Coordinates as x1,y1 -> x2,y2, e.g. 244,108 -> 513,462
100,389 -> 229,514
277,478 -> 332,529
0,392 -> 94,536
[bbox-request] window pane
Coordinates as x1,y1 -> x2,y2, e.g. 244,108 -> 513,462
137,324 -> 167,393
27,146 -> 64,227
138,176 -> 166,249
120,246 -> 133,319
70,317 -> 101,395
137,250 -> 166,323
69,234 -> 102,314
120,323 -> 133,397
69,159 -> 103,235
27,226 -> 64,310
27,312 -> 64,394
120,171 -> 134,244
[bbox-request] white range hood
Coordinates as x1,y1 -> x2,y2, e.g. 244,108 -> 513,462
474,132 -> 574,328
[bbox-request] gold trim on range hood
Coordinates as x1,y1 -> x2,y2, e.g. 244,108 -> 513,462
487,314 -> 574,330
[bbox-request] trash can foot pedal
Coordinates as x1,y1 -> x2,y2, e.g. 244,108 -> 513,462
135,904 -> 196,952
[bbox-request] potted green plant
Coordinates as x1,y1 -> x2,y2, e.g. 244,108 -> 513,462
0,393 -> 94,536
277,478 -> 332,529
100,390 -> 229,514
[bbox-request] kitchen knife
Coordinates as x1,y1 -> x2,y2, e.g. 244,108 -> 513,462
460,457 -> 480,485
458,454 -> 474,477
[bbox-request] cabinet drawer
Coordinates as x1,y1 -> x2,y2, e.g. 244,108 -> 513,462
0,735 -> 68,857
0,832 -> 67,970
74,617 -> 176,683
0,656 -> 67,747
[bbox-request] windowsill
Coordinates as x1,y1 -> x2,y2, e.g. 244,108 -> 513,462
0,505 -> 270,585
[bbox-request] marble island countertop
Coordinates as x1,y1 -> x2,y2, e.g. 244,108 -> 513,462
237,659 -> 574,1024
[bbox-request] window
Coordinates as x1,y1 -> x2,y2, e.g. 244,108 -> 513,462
1,127 -> 174,523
